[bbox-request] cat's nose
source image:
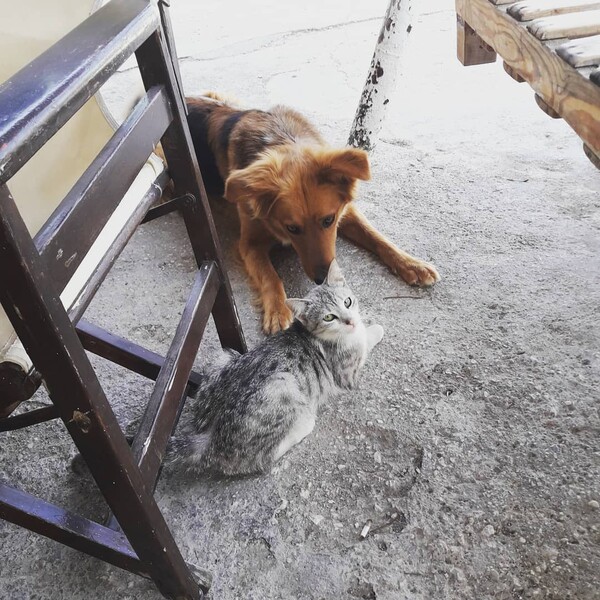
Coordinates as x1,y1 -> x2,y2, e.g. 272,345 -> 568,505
344,318 -> 355,327
313,265 -> 329,285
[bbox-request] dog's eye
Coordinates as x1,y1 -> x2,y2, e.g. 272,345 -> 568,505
286,224 -> 301,235
322,215 -> 335,229
323,314 -> 337,322
344,297 -> 352,308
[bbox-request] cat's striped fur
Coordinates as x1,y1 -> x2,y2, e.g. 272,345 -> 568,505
165,261 -> 383,476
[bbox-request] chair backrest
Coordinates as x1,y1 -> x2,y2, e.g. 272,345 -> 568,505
0,0 -> 167,410
0,0 -> 162,380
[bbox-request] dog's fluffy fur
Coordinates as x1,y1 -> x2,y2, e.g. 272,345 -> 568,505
175,92 -> 439,333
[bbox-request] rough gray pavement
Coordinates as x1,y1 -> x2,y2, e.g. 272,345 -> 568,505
1,1 -> 599,599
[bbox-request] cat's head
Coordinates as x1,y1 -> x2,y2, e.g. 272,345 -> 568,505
286,260 -> 361,342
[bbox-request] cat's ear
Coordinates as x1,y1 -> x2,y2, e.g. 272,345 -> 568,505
326,259 -> 346,287
286,298 -> 310,324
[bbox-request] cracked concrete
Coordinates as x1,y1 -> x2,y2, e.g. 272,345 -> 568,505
177,16 -> 384,63
1,1 -> 599,599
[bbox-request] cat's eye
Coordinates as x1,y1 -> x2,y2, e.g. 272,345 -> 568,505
323,314 -> 337,322
321,215 -> 335,229
286,224 -> 301,235
344,297 -> 352,308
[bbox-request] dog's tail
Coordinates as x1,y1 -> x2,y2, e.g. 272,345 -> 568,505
200,90 -> 243,108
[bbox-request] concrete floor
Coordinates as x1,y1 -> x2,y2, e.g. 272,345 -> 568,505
1,1 -> 599,599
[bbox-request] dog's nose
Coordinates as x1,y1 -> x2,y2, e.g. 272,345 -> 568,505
313,266 -> 329,285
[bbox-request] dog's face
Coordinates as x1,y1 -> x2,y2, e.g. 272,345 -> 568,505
224,146 -> 371,283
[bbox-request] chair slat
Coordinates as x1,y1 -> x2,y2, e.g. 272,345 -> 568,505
0,406 -> 58,432
64,170 -> 170,321
35,86 -> 172,292
131,262 -> 220,488
0,0 -> 158,182
0,482 -> 146,577
77,320 -> 203,391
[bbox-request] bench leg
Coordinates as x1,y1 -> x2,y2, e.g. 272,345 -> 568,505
457,15 -> 497,66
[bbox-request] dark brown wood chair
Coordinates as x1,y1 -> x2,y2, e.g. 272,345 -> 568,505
0,0 -> 246,598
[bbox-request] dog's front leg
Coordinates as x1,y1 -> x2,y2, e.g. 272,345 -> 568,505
339,203 -> 440,286
239,230 -> 292,334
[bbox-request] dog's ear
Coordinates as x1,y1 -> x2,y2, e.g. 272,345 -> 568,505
316,148 -> 371,200
224,158 -> 280,218
328,148 -> 371,181
223,169 -> 250,202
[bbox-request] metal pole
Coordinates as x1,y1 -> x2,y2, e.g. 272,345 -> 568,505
348,0 -> 414,151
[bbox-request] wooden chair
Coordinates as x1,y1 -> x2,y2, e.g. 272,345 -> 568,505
0,0 -> 246,597
456,0 -> 600,169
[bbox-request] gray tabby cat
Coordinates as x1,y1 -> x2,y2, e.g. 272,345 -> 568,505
166,260 -> 384,476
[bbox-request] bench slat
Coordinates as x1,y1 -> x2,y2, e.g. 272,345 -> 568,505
509,0 -> 600,21
557,35 -> 600,67
527,9 -> 600,40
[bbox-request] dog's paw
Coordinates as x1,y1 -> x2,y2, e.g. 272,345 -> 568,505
390,256 -> 440,287
262,303 -> 293,334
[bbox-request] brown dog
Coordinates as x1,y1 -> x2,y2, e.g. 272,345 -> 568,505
182,92 -> 439,333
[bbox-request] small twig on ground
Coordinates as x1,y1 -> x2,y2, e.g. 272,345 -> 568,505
369,511 -> 408,535
359,511 -> 408,540
383,295 -> 429,300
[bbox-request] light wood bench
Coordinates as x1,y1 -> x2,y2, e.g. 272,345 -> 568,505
456,0 -> 600,169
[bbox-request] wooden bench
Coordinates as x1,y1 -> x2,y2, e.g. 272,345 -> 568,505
456,0 -> 600,169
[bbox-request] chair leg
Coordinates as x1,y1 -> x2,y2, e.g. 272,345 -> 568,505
135,31 -> 247,354
0,185 -> 203,600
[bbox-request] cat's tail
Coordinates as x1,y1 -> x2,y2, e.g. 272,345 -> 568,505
164,432 -> 212,472
201,348 -> 239,379
189,348 -> 239,426
190,348 -> 239,398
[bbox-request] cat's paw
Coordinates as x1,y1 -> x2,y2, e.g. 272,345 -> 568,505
262,303 -> 293,334
389,254 -> 440,287
368,324 -> 384,347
